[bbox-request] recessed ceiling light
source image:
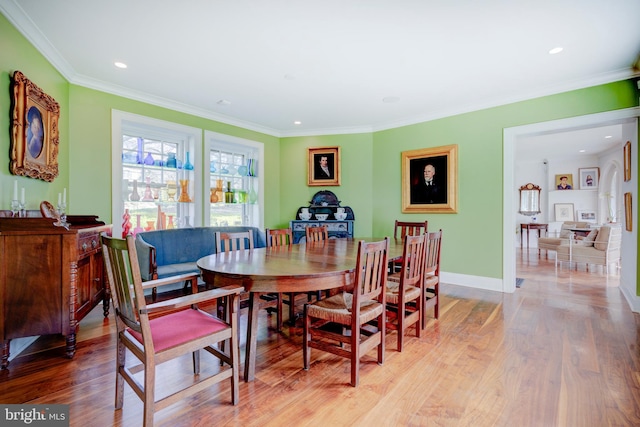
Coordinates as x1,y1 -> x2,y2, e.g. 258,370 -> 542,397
605,135 -> 612,139
382,96 -> 400,103
294,121 -> 302,125
548,47 -> 563,55
217,99 -> 231,106
114,61 -> 127,69
579,149 -> 586,153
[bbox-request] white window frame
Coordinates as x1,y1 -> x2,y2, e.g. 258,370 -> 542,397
111,110 -> 202,237
204,130 -> 264,229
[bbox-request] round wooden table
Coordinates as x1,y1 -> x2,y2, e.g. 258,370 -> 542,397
197,238 -> 403,381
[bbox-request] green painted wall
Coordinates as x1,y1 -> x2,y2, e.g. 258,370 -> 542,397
1,13 -> 637,285
371,83 -> 637,278
0,14 -> 70,208
279,133 -> 374,233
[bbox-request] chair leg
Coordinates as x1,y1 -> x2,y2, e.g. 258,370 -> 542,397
192,349 -> 200,374
351,325 -> 359,387
143,362 -> 156,427
115,338 -> 125,409
277,294 -> 283,332
303,304 -> 310,370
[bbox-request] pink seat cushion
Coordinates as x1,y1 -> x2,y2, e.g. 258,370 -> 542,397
128,309 -> 228,352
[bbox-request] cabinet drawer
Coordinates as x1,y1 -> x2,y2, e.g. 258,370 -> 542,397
78,233 -> 100,255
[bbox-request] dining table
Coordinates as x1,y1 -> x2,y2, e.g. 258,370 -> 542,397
197,237 -> 404,381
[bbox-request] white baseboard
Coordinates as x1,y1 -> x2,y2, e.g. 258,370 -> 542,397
441,271 -> 505,293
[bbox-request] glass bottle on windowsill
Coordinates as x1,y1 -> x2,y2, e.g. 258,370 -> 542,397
224,181 -> 234,203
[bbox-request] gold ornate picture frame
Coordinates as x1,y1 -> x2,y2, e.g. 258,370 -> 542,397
308,146 -> 340,186
10,71 -> 60,182
402,144 -> 458,213
624,192 -> 632,231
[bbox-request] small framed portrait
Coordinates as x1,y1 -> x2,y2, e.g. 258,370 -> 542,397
555,174 -> 573,190
576,210 -> 597,223
308,146 -> 340,186
554,203 -> 575,222
578,167 -> 599,189
402,144 -> 458,213
10,71 -> 60,182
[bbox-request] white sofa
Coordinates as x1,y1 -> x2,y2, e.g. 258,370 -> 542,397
556,225 -> 622,271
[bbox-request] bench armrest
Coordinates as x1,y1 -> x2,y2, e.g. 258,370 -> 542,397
135,237 -> 158,280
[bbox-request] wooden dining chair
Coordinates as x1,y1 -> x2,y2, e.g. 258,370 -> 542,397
391,220 -> 428,272
422,229 -> 442,329
385,234 -> 424,351
101,234 -> 241,427
305,225 -> 329,242
215,231 -> 280,329
263,228 -> 293,330
303,237 -> 389,387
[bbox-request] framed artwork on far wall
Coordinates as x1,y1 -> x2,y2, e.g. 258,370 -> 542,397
555,174 -> 574,190
624,141 -> 631,182
578,167 -> 599,189
624,192 -> 632,231
308,146 -> 340,186
554,203 -> 575,222
401,144 -> 458,213
10,70 -> 60,182
576,209 -> 597,223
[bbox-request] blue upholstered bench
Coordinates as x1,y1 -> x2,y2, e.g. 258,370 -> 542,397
134,226 -> 266,293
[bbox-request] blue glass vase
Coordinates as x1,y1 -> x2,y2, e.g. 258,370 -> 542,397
184,151 -> 194,170
166,153 -> 177,168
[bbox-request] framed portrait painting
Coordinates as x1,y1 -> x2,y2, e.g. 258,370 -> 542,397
578,167 -> 599,189
402,144 -> 458,213
555,174 -> 573,190
308,146 -> 340,186
10,71 -> 60,182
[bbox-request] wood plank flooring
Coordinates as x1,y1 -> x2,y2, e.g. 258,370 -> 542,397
1,249 -> 639,426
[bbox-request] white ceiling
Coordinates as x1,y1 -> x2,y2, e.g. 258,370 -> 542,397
1,0 -> 639,143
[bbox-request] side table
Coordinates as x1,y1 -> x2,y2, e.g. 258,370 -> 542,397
520,223 -> 548,250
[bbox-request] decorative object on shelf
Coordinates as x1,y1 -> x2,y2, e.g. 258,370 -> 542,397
401,144 -> 458,214
248,158 -> 256,177
210,187 -> 219,203
122,209 -> 131,237
133,215 -> 144,235
167,215 -> 175,229
166,152 -> 177,168
248,179 -> 258,204
142,177 -> 154,201
290,191 -> 355,243
224,181 -> 234,203
237,165 -> 248,176
308,146 -> 340,187
136,138 -> 144,164
156,205 -> 166,230
10,71 -> 60,182
166,181 -> 177,201
215,179 -> 224,202
234,190 -> 247,204
178,179 -> 192,202
130,180 -> 141,201
210,161 -> 216,173
145,220 -> 155,231
183,151 -> 194,170
144,152 -> 154,165
578,167 -> 599,190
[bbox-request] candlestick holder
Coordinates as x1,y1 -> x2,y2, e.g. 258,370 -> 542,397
10,199 -> 20,217
54,202 -> 71,230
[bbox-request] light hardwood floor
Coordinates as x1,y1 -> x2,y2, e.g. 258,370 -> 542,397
1,249 -> 638,427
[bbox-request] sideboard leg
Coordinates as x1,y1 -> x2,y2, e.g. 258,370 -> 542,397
1,339 -> 10,369
65,334 -> 76,359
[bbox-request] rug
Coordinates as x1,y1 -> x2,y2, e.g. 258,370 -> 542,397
516,278 -> 524,288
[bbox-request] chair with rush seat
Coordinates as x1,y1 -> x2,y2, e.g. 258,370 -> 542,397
303,238 -> 389,387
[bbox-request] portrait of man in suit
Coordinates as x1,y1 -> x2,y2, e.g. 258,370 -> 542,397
410,156 -> 448,204
313,153 -> 334,180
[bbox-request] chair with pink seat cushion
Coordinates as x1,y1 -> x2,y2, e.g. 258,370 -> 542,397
101,234 -> 242,427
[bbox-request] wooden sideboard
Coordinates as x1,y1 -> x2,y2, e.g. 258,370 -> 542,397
0,215 -> 112,368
